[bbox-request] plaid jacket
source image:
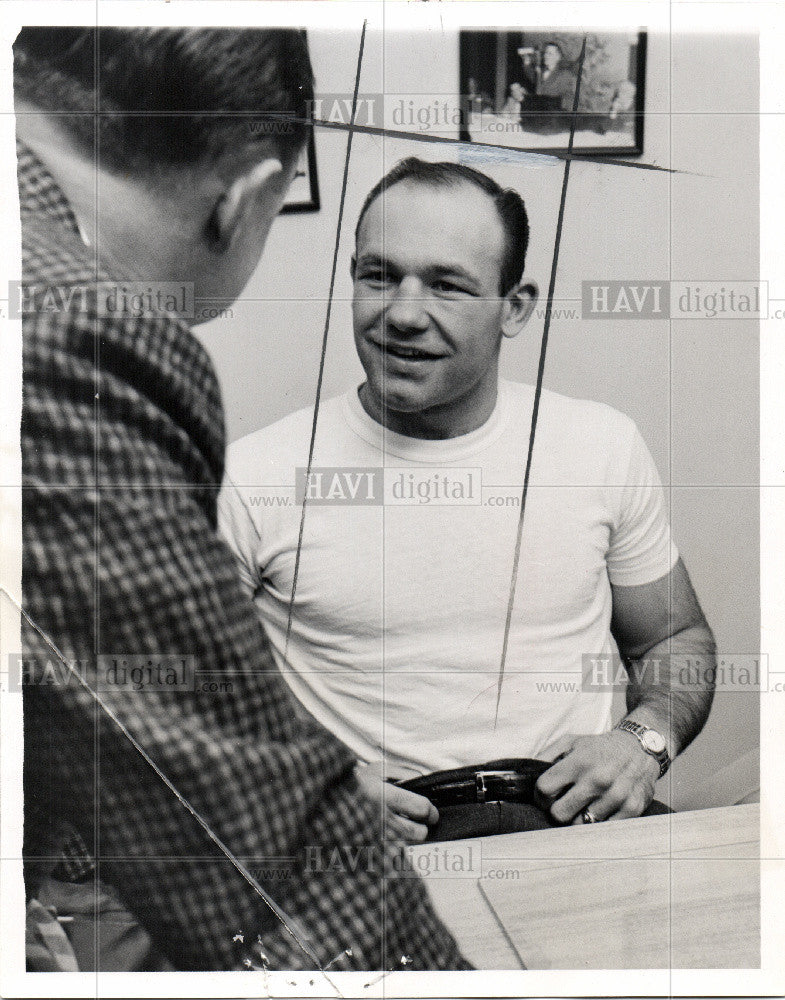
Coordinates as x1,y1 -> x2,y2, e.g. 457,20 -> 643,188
18,141 -> 469,972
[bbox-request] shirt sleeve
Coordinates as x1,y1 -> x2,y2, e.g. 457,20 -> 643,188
606,424 -> 679,587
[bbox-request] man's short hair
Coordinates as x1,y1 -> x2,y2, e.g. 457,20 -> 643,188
354,158 -> 530,294
13,27 -> 313,174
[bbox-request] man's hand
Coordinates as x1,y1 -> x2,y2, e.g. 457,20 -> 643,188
355,763 -> 438,843
535,731 -> 660,823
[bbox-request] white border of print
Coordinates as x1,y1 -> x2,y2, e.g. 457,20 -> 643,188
1,2 -> 782,998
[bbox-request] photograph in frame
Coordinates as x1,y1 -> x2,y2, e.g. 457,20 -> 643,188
459,29 -> 646,155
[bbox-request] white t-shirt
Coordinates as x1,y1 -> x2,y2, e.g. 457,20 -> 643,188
219,380 -> 677,777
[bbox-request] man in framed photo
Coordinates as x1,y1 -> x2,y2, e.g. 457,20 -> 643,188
518,41 -> 578,129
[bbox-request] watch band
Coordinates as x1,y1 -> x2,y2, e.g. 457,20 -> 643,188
614,719 -> 671,778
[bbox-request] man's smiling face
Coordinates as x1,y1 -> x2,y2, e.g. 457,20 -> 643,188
351,179 -> 512,439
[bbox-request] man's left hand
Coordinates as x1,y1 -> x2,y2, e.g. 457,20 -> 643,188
535,731 -> 660,823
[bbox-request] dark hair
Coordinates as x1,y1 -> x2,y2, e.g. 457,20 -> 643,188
354,157 -> 530,294
13,27 -> 313,174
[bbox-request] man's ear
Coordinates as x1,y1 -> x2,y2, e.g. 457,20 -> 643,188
501,279 -> 539,339
205,157 -> 283,253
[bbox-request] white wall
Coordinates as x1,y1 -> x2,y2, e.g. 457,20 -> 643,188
198,29 -> 759,811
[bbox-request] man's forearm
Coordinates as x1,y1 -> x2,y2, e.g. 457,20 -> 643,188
623,622 -> 716,758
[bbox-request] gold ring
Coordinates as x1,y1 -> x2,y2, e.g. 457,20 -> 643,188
582,808 -> 599,824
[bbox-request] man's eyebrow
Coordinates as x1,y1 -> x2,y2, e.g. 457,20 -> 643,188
355,254 -> 483,287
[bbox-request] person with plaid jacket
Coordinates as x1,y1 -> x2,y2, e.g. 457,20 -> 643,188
14,27 -> 469,973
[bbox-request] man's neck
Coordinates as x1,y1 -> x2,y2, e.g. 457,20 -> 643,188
15,101 -> 180,281
16,104 -> 99,242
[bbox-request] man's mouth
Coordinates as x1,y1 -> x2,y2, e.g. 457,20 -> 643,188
375,342 -> 444,361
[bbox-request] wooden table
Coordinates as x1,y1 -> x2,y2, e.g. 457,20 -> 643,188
411,803 -> 759,969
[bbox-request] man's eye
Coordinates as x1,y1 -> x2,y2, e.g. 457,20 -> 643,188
359,270 -> 390,285
433,280 -> 472,296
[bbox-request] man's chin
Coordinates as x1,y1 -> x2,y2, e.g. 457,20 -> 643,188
377,390 -> 435,416
361,373 -> 446,422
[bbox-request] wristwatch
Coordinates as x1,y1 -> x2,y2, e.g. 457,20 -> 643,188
613,719 -> 671,778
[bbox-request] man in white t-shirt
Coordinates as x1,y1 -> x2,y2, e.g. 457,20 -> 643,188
219,157 -> 716,842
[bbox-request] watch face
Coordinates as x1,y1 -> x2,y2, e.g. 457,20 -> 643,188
642,730 -> 666,754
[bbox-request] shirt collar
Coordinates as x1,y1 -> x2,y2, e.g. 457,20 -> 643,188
16,137 -> 90,245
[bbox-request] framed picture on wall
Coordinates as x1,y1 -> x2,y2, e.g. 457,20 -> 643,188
459,29 -> 646,156
280,130 -> 320,213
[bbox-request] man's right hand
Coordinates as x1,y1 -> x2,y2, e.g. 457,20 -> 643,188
355,763 -> 438,843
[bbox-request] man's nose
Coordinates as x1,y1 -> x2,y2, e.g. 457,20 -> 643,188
384,276 -> 429,333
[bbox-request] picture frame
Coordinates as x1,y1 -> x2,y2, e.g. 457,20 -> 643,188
280,130 -> 321,213
459,29 -> 647,157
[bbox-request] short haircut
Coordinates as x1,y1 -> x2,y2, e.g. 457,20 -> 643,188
13,28 -> 313,174
354,158 -> 530,294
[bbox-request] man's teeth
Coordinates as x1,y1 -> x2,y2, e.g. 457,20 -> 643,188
385,345 -> 434,359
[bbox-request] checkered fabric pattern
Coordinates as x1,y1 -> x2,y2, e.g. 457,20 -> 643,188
18,141 -> 471,972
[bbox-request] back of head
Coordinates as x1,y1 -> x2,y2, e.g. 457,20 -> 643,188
13,27 -> 314,175
355,157 -> 530,294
